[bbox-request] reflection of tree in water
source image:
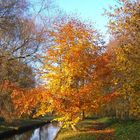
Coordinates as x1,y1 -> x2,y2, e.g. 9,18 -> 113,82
40,125 -> 49,140
40,123 -> 60,140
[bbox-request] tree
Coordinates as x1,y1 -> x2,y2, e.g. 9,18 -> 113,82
0,0 -> 28,33
38,18 -> 104,127
0,58 -> 36,121
0,57 -> 35,88
0,0 -> 54,62
0,0 -> 68,122
0,0 -> 44,121
106,0 -> 140,119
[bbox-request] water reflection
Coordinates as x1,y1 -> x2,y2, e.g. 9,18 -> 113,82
4,123 -> 60,140
30,123 -> 60,140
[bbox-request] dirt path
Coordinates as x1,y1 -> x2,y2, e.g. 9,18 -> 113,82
82,122 -> 116,140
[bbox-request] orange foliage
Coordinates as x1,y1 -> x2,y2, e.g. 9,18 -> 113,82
11,86 -> 49,117
40,19 -> 106,123
0,80 -> 49,120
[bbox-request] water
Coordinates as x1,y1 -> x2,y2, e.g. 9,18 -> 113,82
4,123 -> 60,140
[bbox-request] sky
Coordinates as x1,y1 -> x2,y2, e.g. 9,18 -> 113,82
30,0 -> 118,39
57,0 -> 118,40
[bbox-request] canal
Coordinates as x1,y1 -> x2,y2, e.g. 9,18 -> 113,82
3,122 -> 60,140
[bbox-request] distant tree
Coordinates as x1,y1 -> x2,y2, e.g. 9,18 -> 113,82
0,0 -> 28,33
106,0 -> 140,119
0,58 -> 35,88
0,0 -> 52,121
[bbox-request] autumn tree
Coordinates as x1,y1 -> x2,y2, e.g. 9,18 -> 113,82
38,18 -> 105,128
0,0 -> 56,121
106,0 -> 140,119
0,81 -> 42,122
0,59 -> 35,88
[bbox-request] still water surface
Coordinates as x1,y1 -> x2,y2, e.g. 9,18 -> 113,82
4,123 -> 60,140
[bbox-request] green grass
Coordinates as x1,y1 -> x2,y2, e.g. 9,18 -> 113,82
56,118 -> 140,140
110,120 -> 140,140
56,128 -> 96,140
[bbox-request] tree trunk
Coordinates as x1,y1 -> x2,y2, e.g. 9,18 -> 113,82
81,110 -> 85,120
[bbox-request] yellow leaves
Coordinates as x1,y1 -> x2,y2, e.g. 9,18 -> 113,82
38,18 -> 106,124
129,93 -> 140,118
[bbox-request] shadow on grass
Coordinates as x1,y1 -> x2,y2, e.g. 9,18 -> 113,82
57,117 -> 140,140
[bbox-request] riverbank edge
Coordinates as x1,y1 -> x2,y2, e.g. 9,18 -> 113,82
0,120 -> 50,139
54,124 -> 62,140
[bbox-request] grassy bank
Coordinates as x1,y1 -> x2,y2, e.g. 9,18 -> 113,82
56,118 -> 140,140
